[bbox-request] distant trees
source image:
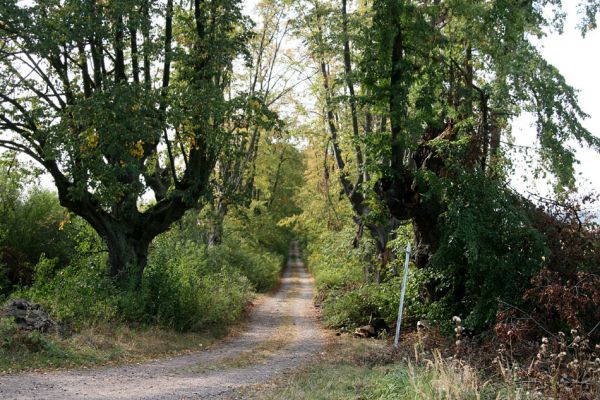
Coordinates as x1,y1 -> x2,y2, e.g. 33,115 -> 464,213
205,0 -> 298,246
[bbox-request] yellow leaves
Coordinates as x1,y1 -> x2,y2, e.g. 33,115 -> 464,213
130,140 -> 144,159
189,135 -> 198,150
86,132 -> 99,148
80,130 -> 99,153
131,104 -> 141,113
58,219 -> 67,231
248,98 -> 261,112
80,129 -> 146,162
58,213 -> 73,231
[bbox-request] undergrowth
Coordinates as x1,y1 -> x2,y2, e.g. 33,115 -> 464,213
0,316 -> 229,373
1,204 -> 288,371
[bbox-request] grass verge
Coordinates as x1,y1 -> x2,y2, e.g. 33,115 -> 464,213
235,332 -> 530,400
0,314 -> 249,374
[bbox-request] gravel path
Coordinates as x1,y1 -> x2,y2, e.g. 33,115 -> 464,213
0,241 -> 324,399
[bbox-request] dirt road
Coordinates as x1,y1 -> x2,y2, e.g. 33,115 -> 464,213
0,241 -> 324,399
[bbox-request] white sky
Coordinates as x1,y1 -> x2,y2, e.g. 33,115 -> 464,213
510,3 -> 600,197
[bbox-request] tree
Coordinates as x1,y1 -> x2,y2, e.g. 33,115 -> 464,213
0,0 -> 251,287
292,0 -> 599,326
205,0 -> 305,246
296,0 -> 400,283
370,0 -> 600,265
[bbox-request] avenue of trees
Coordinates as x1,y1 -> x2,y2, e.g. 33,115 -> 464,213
1,0 -> 599,346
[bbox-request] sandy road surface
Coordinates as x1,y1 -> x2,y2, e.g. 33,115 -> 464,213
0,241 -> 324,399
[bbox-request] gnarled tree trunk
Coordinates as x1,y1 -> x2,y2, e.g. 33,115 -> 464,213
105,227 -> 151,289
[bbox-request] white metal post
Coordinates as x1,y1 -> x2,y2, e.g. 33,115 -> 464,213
394,242 -> 411,349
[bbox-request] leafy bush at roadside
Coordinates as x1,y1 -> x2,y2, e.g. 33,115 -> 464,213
305,227 -> 363,294
0,155 -> 78,296
13,256 -> 119,327
304,226 -> 422,330
0,317 -> 67,358
210,238 -> 283,293
7,206 -> 285,333
124,234 -> 255,331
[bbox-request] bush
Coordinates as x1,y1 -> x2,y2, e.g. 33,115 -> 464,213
116,210 -> 280,331
0,317 -> 66,358
424,171 -> 547,332
0,188 -> 75,292
321,281 -> 396,328
124,251 -> 253,331
210,239 -> 283,292
16,257 -> 119,327
495,194 -> 600,344
5,200 -> 288,334
306,227 -> 363,294
303,225 -> 423,330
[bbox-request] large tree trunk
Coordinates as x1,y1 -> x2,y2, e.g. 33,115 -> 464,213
105,228 -> 151,289
58,190 -> 195,290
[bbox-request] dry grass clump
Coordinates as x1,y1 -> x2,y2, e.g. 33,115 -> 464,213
494,330 -> 600,399
398,317 -> 502,400
404,349 -> 489,400
414,316 -> 599,399
0,320 -> 230,373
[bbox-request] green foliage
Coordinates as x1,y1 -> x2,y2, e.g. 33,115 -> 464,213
321,279 -> 400,329
224,202 -> 292,267
579,0 -> 600,35
427,169 -> 547,331
0,0 -> 256,284
0,261 -> 8,302
306,226 -> 363,294
210,238 -> 282,293
0,317 -> 67,359
12,207 -> 283,332
303,225 -> 417,329
127,264 -> 252,332
119,216 -> 260,331
0,317 -> 18,348
0,155 -> 77,294
8,217 -> 116,327
17,258 -> 119,327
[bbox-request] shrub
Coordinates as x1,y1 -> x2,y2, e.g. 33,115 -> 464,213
426,171 -> 547,332
306,226 -> 363,293
495,194 -> 600,344
321,276 -> 423,330
303,225 -> 425,330
0,188 -> 75,291
126,263 -> 253,331
7,203 -> 287,333
16,257 -> 119,327
116,219 -> 264,331
0,317 -> 66,358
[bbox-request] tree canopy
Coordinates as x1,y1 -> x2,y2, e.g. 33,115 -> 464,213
0,0 -> 251,285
